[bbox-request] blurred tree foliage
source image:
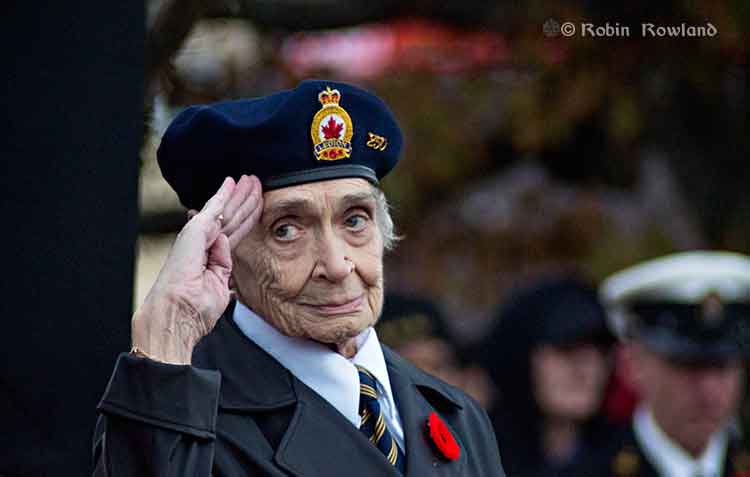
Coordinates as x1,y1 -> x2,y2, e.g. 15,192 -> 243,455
146,0 -> 748,325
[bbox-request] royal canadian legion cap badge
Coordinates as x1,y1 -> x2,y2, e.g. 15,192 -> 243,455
311,86 -> 354,161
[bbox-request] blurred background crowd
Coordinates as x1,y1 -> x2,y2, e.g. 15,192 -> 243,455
2,0 -> 749,475
133,0 -> 749,475
138,0 -> 748,319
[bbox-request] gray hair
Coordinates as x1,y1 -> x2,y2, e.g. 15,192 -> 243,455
373,186 -> 401,252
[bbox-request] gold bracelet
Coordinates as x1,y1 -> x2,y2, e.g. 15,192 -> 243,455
129,345 -> 153,360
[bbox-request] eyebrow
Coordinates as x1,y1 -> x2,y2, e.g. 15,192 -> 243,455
262,189 -> 378,224
339,191 -> 378,208
262,198 -> 317,224
333,191 -> 378,218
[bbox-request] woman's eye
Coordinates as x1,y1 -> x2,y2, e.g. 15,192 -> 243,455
273,224 -> 299,241
345,214 -> 368,231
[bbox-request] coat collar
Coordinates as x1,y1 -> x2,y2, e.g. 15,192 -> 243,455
383,347 -> 467,475
193,302 -> 467,475
633,406 -> 729,477
611,422 -> 747,477
232,300 -> 398,431
194,302 -> 464,413
382,346 -> 464,411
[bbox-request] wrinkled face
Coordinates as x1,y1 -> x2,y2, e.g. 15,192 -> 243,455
531,343 -> 610,421
628,344 -> 743,455
232,178 -> 385,346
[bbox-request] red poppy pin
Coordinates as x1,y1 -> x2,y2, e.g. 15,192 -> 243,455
426,411 -> 460,461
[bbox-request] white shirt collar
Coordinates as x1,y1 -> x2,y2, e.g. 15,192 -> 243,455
231,301 -> 398,430
633,405 -> 728,477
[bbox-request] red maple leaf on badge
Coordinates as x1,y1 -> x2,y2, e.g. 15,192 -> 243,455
321,116 -> 343,139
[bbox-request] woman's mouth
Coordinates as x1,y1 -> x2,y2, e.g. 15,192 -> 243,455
303,295 -> 364,315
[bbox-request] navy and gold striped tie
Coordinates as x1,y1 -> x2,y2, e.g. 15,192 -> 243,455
356,365 -> 406,473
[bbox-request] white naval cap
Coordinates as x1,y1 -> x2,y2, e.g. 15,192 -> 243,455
599,251 -> 750,359
601,251 -> 750,306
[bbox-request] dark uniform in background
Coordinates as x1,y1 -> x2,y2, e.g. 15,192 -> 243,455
584,251 -> 750,477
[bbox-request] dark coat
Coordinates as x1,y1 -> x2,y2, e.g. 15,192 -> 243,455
567,424 -> 750,477
93,305 -> 505,476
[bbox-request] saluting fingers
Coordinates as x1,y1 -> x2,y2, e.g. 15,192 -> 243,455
200,176 -> 236,223
220,175 -> 255,235
223,176 -> 263,248
227,181 -> 263,249
221,175 -> 253,228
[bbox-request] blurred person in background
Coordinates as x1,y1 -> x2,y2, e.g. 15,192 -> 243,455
592,251 -> 750,477
376,291 -> 494,409
474,276 -> 616,476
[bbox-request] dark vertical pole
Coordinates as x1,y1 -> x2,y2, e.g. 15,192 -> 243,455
0,2 -> 143,475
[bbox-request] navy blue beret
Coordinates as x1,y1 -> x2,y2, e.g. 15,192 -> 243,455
157,79 -> 404,210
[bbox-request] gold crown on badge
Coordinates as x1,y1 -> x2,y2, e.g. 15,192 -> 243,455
311,87 -> 353,161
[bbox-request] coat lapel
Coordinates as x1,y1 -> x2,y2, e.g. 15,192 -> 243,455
383,347 -> 467,476
195,306 -> 402,476
274,378 -> 400,477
